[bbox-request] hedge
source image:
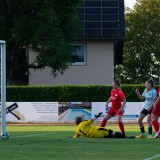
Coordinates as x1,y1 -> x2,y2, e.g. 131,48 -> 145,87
6,85 -> 160,102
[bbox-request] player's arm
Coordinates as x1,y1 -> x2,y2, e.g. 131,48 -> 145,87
135,89 -> 144,100
82,112 -> 103,126
91,112 -> 103,122
148,98 -> 156,111
148,90 -> 157,111
72,112 -> 103,138
119,99 -> 126,112
122,98 -> 126,107
73,129 -> 80,138
106,97 -> 112,108
119,91 -> 126,112
72,116 -> 100,137
154,95 -> 160,110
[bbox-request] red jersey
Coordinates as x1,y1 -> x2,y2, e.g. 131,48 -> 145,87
110,89 -> 126,111
156,87 -> 160,107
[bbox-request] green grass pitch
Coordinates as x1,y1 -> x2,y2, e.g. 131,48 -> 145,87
0,124 -> 160,160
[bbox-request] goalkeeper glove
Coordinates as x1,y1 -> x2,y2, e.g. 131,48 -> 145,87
95,112 -> 103,118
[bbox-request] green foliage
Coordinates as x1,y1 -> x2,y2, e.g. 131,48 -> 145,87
116,0 -> 160,84
6,85 -> 159,102
0,0 -> 82,83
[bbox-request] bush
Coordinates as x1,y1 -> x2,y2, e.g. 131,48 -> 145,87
121,84 -> 158,102
6,85 -> 160,102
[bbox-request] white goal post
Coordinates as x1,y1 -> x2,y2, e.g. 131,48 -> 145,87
0,40 -> 6,135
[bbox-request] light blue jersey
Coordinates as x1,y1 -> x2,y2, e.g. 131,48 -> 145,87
142,88 -> 157,109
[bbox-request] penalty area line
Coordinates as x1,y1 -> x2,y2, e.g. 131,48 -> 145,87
144,154 -> 160,160
12,132 -> 57,138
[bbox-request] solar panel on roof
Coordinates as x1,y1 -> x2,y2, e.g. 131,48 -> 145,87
77,0 -> 125,40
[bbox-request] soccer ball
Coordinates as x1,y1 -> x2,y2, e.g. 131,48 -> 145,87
1,132 -> 9,140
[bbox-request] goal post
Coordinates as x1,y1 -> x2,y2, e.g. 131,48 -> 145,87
0,40 -> 6,135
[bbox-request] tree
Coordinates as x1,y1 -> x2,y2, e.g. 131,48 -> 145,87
0,0 -> 82,84
116,0 -> 160,84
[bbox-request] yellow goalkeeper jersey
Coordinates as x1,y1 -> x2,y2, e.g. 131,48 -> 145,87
73,119 -> 110,138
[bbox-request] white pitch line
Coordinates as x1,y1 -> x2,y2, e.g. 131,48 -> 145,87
12,132 -> 57,138
144,154 -> 160,160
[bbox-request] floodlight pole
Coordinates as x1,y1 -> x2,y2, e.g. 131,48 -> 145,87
0,40 -> 6,134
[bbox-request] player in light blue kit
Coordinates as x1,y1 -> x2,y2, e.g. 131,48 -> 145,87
135,79 -> 157,138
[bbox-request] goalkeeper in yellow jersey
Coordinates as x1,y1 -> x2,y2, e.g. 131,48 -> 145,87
73,112 -> 135,139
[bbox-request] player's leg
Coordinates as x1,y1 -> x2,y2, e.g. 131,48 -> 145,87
111,130 -> 124,138
94,128 -> 135,139
100,108 -> 115,127
151,113 -> 160,138
136,112 -> 147,138
112,130 -> 135,138
94,127 -> 125,138
151,106 -> 160,138
116,110 -> 125,137
100,113 -> 112,127
93,128 -> 112,138
147,113 -> 152,138
93,128 -> 127,139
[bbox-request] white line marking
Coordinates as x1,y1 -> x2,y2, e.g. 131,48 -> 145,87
144,154 -> 160,160
12,132 -> 57,138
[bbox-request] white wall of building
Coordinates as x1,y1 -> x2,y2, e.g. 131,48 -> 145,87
29,41 -> 114,85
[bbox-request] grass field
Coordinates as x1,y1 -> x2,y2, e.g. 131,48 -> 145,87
0,124 -> 160,160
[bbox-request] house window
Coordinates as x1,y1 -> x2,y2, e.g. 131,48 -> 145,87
71,44 -> 86,65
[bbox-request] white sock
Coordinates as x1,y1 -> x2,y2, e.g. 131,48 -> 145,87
156,131 -> 159,134
141,133 -> 145,135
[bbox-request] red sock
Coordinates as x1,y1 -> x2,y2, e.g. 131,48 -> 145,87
152,120 -> 159,132
118,122 -> 125,133
100,119 -> 106,127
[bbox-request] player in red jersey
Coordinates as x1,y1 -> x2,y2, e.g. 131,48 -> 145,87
100,79 -> 126,137
152,87 -> 160,138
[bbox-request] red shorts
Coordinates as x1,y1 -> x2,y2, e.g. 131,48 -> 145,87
107,107 -> 123,117
152,106 -> 160,117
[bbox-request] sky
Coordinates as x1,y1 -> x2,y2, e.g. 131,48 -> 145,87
124,0 -> 137,9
